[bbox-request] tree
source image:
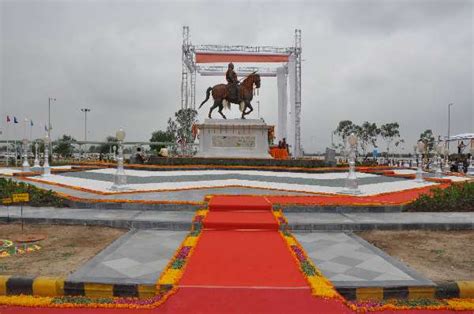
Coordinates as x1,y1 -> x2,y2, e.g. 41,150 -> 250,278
164,109 -> 198,155
419,129 -> 435,152
174,108 -> 198,145
380,122 -> 400,157
357,122 -> 380,156
98,136 -> 118,155
334,120 -> 358,141
53,135 -> 76,158
150,130 -> 174,152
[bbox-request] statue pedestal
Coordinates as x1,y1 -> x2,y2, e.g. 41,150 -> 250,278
195,119 -> 272,159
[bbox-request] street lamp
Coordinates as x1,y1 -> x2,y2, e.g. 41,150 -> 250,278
81,108 -> 91,141
21,138 -> 30,172
415,141 -> 425,183
48,97 -> 56,160
340,133 -> 361,195
110,128 -> 129,191
435,141 -> 444,178
447,103 -> 453,151
43,134 -> 51,176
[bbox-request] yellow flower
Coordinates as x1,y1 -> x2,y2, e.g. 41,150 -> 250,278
285,237 -> 297,246
0,295 -> 52,306
196,209 -> 208,216
158,269 -> 182,285
307,276 -> 338,298
446,298 -> 474,310
183,236 -> 198,247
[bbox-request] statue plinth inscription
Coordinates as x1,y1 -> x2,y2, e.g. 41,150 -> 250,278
195,119 -> 272,159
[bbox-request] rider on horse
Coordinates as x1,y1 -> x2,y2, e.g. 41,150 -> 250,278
226,63 -> 239,102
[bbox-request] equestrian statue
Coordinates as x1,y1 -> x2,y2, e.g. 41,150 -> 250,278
198,63 -> 261,119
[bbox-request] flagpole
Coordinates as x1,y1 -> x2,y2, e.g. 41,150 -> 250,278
13,121 -> 17,166
6,120 -> 9,166
29,120 -> 33,141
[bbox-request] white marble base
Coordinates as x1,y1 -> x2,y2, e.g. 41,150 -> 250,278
195,119 -> 272,159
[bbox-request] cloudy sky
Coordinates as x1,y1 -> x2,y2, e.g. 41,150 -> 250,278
1,0 -> 472,153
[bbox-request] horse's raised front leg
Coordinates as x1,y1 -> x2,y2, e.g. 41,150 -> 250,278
242,102 -> 253,119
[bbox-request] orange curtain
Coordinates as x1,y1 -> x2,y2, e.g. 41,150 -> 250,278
196,53 -> 290,63
270,147 -> 289,160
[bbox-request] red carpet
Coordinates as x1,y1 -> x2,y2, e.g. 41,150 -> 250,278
179,230 -> 306,286
203,210 -> 278,230
158,287 -> 352,314
208,195 -> 272,211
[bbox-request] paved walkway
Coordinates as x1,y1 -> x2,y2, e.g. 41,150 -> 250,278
11,177 -> 313,202
294,232 -> 433,287
286,212 -> 474,231
69,230 -> 187,284
1,206 -> 472,230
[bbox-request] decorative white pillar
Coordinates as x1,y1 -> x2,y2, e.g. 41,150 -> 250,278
43,135 -> 51,176
434,142 -> 444,178
415,141 -> 425,183
276,66 -> 288,143
288,54 -> 296,157
111,129 -> 130,191
33,142 -> 41,169
467,156 -> 474,176
22,138 -> 30,172
340,133 -> 361,195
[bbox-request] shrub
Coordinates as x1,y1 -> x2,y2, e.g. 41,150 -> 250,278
406,182 -> 474,212
0,178 -> 66,207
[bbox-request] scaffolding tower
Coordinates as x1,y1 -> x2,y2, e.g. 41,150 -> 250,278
180,26 -> 303,157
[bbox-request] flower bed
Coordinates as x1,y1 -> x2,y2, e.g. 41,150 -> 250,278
0,178 -> 66,207
406,181 -> 474,212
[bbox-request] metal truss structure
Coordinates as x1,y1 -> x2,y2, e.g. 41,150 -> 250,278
180,26 -> 303,157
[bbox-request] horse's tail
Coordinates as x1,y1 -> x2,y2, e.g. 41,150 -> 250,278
198,87 -> 213,109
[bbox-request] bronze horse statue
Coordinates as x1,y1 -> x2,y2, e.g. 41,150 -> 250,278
198,73 -> 261,119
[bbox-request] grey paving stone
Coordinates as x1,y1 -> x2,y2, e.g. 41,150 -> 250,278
69,229 -> 187,284
61,170 -> 402,187
294,232 -> 434,288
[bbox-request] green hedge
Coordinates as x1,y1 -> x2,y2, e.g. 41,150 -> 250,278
406,182 -> 474,212
0,178 -> 66,207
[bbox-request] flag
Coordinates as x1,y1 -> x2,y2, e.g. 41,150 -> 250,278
14,117 -> 18,123
6,115 -> 10,122
44,125 -> 48,132
30,120 -> 34,126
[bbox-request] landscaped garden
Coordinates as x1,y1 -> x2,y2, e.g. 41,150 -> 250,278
0,178 -> 66,207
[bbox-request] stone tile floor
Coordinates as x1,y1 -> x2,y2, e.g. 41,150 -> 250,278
68,229 -> 187,284
294,232 -> 434,287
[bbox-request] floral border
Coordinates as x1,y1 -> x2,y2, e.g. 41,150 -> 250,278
273,209 -> 342,300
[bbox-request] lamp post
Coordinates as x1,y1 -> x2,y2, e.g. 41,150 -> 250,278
467,153 -> 474,176
111,128 -> 128,191
33,141 -> 41,169
21,138 -> 30,172
48,97 -> 56,161
341,133 -> 361,195
43,134 -> 51,176
435,141 -> 444,178
443,146 -> 451,173
81,108 -> 91,141
447,103 -> 453,151
415,141 -> 425,183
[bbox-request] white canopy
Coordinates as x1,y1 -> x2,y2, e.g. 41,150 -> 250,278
445,133 -> 474,141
